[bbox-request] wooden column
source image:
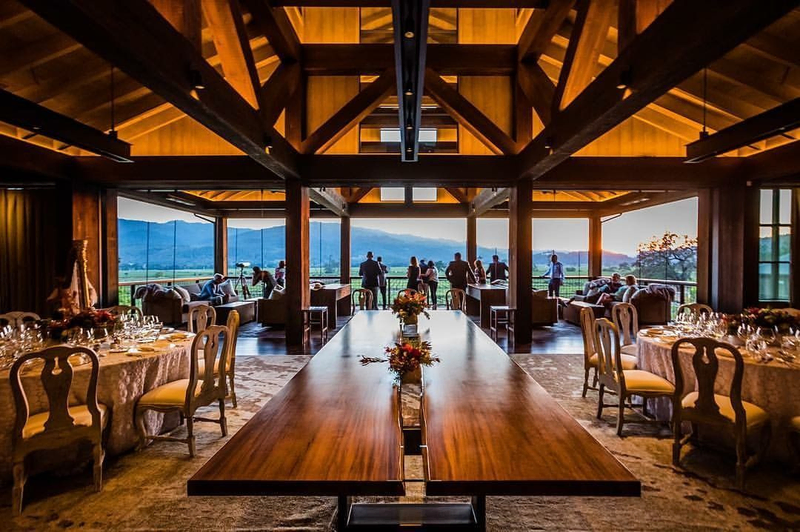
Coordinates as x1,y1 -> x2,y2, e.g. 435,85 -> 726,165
466,215 -> 477,265
71,183 -> 102,303
792,188 -> 800,307
214,216 -> 228,276
286,181 -> 310,346
695,189 -> 712,305
588,214 -> 602,279
509,180 -> 533,345
340,216 -> 351,284
101,189 -> 119,306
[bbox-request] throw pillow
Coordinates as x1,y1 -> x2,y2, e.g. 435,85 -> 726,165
585,287 -> 600,298
219,280 -> 237,297
172,285 -> 190,304
268,285 -> 285,300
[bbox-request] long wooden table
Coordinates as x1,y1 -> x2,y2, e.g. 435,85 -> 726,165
189,311 -> 639,530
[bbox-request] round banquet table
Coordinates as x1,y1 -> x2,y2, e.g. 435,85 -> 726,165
0,338 -> 193,480
637,333 -> 800,462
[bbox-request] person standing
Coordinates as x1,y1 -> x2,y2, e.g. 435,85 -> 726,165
474,259 -> 487,284
377,256 -> 389,309
424,260 -> 439,309
487,255 -> 509,283
445,252 -> 475,290
542,254 -> 565,298
407,256 -> 421,291
358,251 -> 381,309
275,260 -> 286,287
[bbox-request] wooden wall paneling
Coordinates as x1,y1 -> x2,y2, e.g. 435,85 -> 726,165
150,0 -> 202,50
131,116 -> 244,155
306,77 -> 361,153
574,117 -> 685,157
509,180 -> 533,344
742,184 -> 760,307
695,188 -> 711,305
101,188 -> 119,306
302,7 -> 360,42
285,181 -> 310,346
709,183 -> 747,312
71,184 -> 102,302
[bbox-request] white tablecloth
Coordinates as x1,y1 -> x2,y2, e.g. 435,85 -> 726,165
0,339 -> 192,480
637,334 -> 800,461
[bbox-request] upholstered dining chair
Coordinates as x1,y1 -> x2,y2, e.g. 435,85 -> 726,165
199,310 -> 241,407
595,318 -> 674,436
579,308 -> 637,397
187,304 -> 216,333
9,345 -> 108,515
677,303 -> 713,319
445,289 -> 466,311
670,337 -> 771,488
135,325 -> 230,457
351,288 -> 374,313
0,311 -> 41,329
612,302 -> 639,356
101,305 -> 143,320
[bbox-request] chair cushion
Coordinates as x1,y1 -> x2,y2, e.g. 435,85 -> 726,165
681,392 -> 770,428
621,370 -> 675,394
138,379 -> 200,407
620,343 -> 638,356
589,353 -> 638,370
790,416 -> 800,433
23,404 -> 108,439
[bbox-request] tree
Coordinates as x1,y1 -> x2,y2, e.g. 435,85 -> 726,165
636,232 -> 697,281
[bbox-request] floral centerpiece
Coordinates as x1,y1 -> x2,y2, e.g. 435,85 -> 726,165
390,291 -> 430,327
720,313 -> 744,336
359,340 -> 439,384
41,308 -> 120,341
742,307 -> 798,334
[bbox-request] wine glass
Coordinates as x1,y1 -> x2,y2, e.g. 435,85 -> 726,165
756,327 -> 776,347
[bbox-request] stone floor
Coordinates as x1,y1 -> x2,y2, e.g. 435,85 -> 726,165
2,349 -> 798,531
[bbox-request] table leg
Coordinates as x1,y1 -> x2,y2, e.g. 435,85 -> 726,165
472,495 -> 486,531
337,495 -> 351,530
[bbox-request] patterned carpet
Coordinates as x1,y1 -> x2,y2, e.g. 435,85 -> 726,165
2,353 -> 799,531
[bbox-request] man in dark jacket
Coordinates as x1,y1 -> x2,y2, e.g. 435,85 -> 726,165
445,252 -> 475,290
358,251 -> 382,309
486,255 -> 509,283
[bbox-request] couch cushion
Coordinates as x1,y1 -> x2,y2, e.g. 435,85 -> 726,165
172,285 -> 190,304
219,280 -> 237,297
622,370 -> 675,394
681,392 -> 769,427
268,286 -> 285,300
23,404 -> 108,439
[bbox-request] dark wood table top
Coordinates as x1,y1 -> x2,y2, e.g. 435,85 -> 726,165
188,310 -> 403,497
467,283 -> 508,291
189,311 -> 639,498
420,311 -> 639,496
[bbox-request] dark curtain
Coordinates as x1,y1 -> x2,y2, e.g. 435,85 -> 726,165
0,188 -> 61,316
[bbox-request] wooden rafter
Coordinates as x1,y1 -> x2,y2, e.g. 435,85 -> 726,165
240,0 -> 301,63
517,61 -> 555,126
518,0 -> 798,181
424,69 -> 517,155
19,0 -> 298,180
259,62 -> 301,128
470,188 -> 510,216
309,187 -> 348,216
686,98 -> 800,162
444,187 -> 470,203
517,0 -> 575,62
552,0 -> 615,112
270,0 -> 547,6
301,69 -> 395,154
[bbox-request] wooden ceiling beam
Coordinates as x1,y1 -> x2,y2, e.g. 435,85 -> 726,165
686,98 -> 800,162
349,202 -> 469,218
470,187 -> 511,217
150,0 -> 202,50
0,89 -> 132,162
19,0 -> 297,180
552,0 -> 616,112
303,44 -> 516,76
270,0 -> 547,6
597,190 -> 700,216
240,0 -> 301,63
308,187 -> 348,216
392,0 -> 430,161
744,139 -> 800,184
301,69 -> 395,154
518,0 -> 797,181
743,33 -> 800,69
345,187 -> 373,203
517,61 -> 555,126
444,187 -> 470,203
201,0 -> 263,108
259,62 -> 301,128
0,133 -> 76,181
425,69 -> 517,155
517,0 -> 575,63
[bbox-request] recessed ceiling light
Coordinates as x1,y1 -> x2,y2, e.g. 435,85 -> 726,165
404,31 -> 414,39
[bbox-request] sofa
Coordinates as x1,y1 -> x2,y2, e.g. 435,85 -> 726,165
562,285 -> 674,326
531,289 -> 558,326
138,281 -> 240,326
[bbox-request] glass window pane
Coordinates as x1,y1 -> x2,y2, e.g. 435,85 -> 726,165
759,263 -> 776,301
418,129 -> 437,143
532,218 -> 589,294
379,129 -> 401,143
779,189 -> 792,225
310,219 -> 341,278
779,226 -> 791,262
759,227 -> 774,261
477,218 -> 509,265
412,188 -> 437,202
759,189 -> 773,224
380,187 -> 405,202
777,262 -> 791,301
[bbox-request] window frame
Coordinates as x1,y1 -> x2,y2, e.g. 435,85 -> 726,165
757,188 -> 792,303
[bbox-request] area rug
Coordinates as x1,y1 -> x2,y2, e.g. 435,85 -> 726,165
2,353 -> 798,531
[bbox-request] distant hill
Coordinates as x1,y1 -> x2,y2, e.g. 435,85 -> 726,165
118,219 -> 638,271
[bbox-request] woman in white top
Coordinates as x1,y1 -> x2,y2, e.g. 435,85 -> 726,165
424,260 -> 439,309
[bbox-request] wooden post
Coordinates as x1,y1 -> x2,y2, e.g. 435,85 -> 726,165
588,214 -> 602,279
286,181 -> 310,346
214,216 -> 228,276
340,216 -> 351,284
709,183 -> 748,312
71,184 -> 102,303
695,188 -> 712,305
509,180 -> 533,345
793,188 -> 800,307
101,189 -> 119,306
466,215 -> 477,266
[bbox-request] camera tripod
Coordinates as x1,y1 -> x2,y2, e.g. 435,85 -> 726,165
233,264 -> 251,299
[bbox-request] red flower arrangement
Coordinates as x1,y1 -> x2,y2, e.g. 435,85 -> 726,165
742,307 -> 798,333
385,340 -> 438,379
391,292 -> 430,325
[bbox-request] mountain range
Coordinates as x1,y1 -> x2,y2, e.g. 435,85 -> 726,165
118,219 -> 636,271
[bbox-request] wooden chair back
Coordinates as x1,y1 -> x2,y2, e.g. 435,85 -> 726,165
352,289 -> 374,311
579,307 -> 597,369
612,303 -> 639,346
445,289 -> 466,311
188,325 -> 229,409
224,311 -> 240,375
0,312 -> 41,329
9,346 -> 102,445
101,305 -> 143,320
671,337 -> 744,427
188,305 -> 216,333
397,288 -> 417,298
595,318 -> 624,392
677,303 -> 712,319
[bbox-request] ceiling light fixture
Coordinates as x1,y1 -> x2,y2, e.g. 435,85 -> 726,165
404,30 -> 414,39
616,68 -> 631,90
190,69 -> 205,90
